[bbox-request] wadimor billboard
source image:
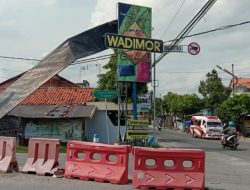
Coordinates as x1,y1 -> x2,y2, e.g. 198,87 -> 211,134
117,2 -> 152,83
105,33 -> 162,53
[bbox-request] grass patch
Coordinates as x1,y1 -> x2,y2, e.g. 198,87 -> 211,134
59,145 -> 67,153
16,145 -> 28,153
16,145 -> 67,153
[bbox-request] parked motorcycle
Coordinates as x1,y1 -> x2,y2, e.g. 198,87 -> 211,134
221,133 -> 239,150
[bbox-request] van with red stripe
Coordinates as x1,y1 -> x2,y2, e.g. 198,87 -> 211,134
189,115 -> 223,139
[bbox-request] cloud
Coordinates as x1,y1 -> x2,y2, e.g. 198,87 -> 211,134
0,20 -> 23,38
88,0 -> 250,96
0,0 -> 58,13
1,0 -> 250,96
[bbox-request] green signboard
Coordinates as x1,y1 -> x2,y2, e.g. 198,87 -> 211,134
92,90 -> 117,99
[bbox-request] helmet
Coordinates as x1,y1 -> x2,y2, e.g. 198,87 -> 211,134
228,121 -> 235,126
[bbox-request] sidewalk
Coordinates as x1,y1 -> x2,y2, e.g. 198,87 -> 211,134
239,136 -> 250,143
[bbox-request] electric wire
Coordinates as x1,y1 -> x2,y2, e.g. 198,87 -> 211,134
2,19 -> 250,67
0,55 -> 40,61
165,20 -> 250,43
152,0 -> 217,67
160,0 -> 186,39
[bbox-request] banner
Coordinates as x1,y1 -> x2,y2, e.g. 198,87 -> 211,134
118,3 -> 152,82
25,119 -> 83,142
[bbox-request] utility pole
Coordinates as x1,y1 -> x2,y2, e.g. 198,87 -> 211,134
216,64 -> 238,96
153,53 -> 156,143
232,64 -> 235,96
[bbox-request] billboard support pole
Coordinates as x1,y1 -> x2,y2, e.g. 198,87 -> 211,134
133,81 -> 137,120
117,81 -> 121,144
153,53 -> 156,143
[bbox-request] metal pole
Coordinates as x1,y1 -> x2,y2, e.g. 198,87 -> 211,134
117,82 -> 121,143
153,53 -> 156,141
133,81 -> 137,120
125,82 -> 128,133
79,68 -> 82,83
105,98 -> 109,144
232,64 -> 235,96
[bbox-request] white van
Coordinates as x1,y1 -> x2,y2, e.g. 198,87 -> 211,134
189,116 -> 223,139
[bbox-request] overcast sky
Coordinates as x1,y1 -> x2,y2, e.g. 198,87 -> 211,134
0,0 -> 250,97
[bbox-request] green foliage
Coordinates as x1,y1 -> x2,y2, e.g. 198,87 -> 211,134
97,50 -> 148,99
163,92 -> 203,119
16,145 -> 28,153
148,97 -> 163,120
97,53 -> 117,90
198,69 -> 231,111
16,145 -> 67,153
215,94 -> 250,124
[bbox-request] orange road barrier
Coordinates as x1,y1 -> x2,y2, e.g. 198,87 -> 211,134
133,147 -> 205,190
64,141 -> 131,184
22,138 -> 60,176
0,136 -> 18,173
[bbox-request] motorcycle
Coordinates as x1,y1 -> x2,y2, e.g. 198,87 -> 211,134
221,133 -> 239,150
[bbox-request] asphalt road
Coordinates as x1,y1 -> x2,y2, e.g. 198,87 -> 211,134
0,128 -> 249,190
156,127 -> 250,190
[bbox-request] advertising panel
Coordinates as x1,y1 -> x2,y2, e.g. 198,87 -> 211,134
126,125 -> 148,140
118,3 -> 152,82
25,119 -> 83,142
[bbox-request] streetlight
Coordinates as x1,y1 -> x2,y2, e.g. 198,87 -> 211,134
216,64 -> 238,96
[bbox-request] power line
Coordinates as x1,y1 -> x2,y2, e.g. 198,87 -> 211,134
0,55 -> 40,61
153,0 -> 217,67
161,0 -> 186,39
165,20 -> 250,43
157,70 -> 220,74
162,85 -> 198,92
1,19 -> 250,67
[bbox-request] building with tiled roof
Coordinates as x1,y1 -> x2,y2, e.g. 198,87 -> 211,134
232,78 -> 250,95
0,73 -> 97,142
0,73 -> 78,93
21,87 -> 95,105
0,73 -> 131,144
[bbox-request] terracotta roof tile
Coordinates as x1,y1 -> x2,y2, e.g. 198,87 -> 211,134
21,87 -> 96,105
235,78 -> 250,89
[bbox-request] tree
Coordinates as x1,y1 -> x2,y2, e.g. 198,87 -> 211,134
97,51 -> 148,98
97,53 -> 117,90
215,94 -> 250,126
163,92 -> 179,116
148,97 -> 163,119
163,92 -> 203,119
198,69 -> 231,111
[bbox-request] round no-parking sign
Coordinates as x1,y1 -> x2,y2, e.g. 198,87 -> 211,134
188,42 -> 200,55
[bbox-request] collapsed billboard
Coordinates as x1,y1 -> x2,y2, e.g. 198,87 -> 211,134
0,20 -> 118,119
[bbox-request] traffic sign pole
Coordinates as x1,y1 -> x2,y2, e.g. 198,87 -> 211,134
153,53 -> 156,144
133,81 -> 137,120
105,98 -> 110,144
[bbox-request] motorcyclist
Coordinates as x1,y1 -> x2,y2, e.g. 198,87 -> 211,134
222,121 -> 237,144
157,118 -> 162,131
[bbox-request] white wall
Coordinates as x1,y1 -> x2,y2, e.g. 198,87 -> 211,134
85,110 -> 126,144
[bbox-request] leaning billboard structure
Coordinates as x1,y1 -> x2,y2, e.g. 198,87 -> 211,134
0,20 -> 118,119
117,3 -> 152,83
